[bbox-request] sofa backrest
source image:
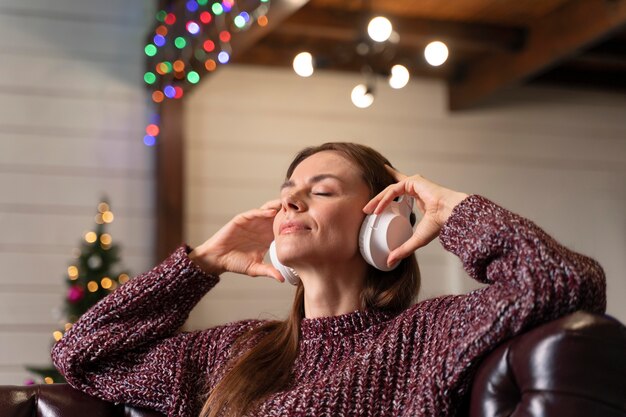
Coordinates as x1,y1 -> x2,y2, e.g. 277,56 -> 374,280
469,311 -> 626,417
0,382 -> 164,417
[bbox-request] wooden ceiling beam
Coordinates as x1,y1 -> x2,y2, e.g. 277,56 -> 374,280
278,6 -> 526,53
449,0 -> 626,111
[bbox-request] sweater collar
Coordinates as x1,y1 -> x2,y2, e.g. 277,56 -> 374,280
300,308 -> 396,341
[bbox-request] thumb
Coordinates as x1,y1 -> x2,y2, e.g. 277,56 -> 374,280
247,263 -> 285,283
387,217 -> 440,265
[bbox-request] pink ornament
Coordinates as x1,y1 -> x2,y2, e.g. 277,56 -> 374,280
24,378 -> 35,385
67,285 -> 84,303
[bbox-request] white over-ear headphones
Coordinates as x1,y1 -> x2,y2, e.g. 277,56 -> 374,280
269,195 -> 415,285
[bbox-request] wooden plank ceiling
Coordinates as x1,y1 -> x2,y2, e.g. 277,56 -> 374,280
230,0 -> 626,109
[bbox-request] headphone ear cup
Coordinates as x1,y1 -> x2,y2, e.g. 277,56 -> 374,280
359,202 -> 414,271
269,241 -> 300,286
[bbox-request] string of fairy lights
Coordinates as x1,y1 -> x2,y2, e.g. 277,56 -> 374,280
142,0 -> 271,147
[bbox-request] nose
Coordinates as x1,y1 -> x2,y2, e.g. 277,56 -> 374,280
281,192 -> 306,212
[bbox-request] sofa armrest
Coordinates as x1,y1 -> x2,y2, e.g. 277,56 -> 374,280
0,383 -> 165,417
468,311 -> 626,417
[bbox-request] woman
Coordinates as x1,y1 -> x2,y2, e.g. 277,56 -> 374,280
51,142 -> 606,417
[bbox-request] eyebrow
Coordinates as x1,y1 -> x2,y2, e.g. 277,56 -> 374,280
280,174 -> 344,191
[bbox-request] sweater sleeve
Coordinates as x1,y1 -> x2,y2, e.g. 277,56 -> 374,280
428,195 -> 606,399
50,244 -> 262,417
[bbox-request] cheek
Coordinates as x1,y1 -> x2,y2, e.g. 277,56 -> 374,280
321,207 -> 365,241
272,212 -> 284,237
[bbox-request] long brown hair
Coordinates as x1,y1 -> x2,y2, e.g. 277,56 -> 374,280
198,142 -> 420,417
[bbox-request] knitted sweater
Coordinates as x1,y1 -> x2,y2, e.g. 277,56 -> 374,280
51,195 -> 606,417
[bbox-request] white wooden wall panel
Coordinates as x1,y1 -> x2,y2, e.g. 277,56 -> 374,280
0,252 -> 149,287
0,1 -> 154,384
183,65 -> 625,332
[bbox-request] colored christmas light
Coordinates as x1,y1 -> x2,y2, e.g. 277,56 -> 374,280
234,15 -> 245,28
205,59 -> 217,71
203,39 -> 215,52
164,13 -> 176,25
143,135 -> 156,146
187,71 -> 200,84
218,51 -> 230,64
144,0 -> 271,112
219,31 -> 231,42
152,91 -> 164,103
186,0 -> 199,12
200,11 -> 212,24
164,85 -> 176,98
173,60 -> 185,72
212,3 -> 224,15
146,124 -> 160,136
186,21 -> 200,35
153,34 -> 166,47
144,72 -> 157,84
144,44 -> 157,56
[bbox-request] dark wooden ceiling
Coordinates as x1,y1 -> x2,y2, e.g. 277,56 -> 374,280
152,0 -> 626,110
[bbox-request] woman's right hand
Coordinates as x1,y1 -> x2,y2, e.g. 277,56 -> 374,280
188,199 -> 284,283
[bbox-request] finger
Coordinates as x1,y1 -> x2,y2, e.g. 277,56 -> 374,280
373,182 -> 406,214
240,207 -> 279,221
362,182 -> 403,214
385,165 -> 408,181
247,263 -> 284,283
387,218 -> 440,265
260,199 -> 282,210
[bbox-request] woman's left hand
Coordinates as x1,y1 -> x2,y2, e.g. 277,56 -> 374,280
362,166 -> 469,267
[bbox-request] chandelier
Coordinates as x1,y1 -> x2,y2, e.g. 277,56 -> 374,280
291,11 -> 449,109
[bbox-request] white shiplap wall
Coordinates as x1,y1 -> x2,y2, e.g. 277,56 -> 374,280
0,1 -> 155,384
183,65 -> 625,331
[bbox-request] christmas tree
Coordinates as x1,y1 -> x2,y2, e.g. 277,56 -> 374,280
24,196 -> 132,385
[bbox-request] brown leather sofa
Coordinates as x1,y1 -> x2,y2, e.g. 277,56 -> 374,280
1,311 -> 625,417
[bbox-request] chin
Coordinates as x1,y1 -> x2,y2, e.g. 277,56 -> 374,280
276,241 -> 314,267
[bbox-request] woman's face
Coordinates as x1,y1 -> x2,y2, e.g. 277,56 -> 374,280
273,151 -> 372,268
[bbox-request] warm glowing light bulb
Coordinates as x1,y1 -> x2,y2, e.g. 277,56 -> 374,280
98,203 -> 109,213
367,17 -> 392,42
67,266 -> 78,279
53,331 -> 63,341
87,281 -> 99,292
44,377 -> 54,384
424,41 -> 449,66
102,211 -> 114,223
389,64 -> 410,89
351,84 -> 374,108
85,232 -> 97,243
101,277 -> 113,289
100,234 -> 112,245
293,52 -> 314,77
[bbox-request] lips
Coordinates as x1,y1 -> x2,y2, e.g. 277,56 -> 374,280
279,221 -> 311,235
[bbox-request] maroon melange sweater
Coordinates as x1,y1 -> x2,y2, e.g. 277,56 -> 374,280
51,195 -> 606,417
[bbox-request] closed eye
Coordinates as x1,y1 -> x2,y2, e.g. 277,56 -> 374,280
313,192 -> 332,196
